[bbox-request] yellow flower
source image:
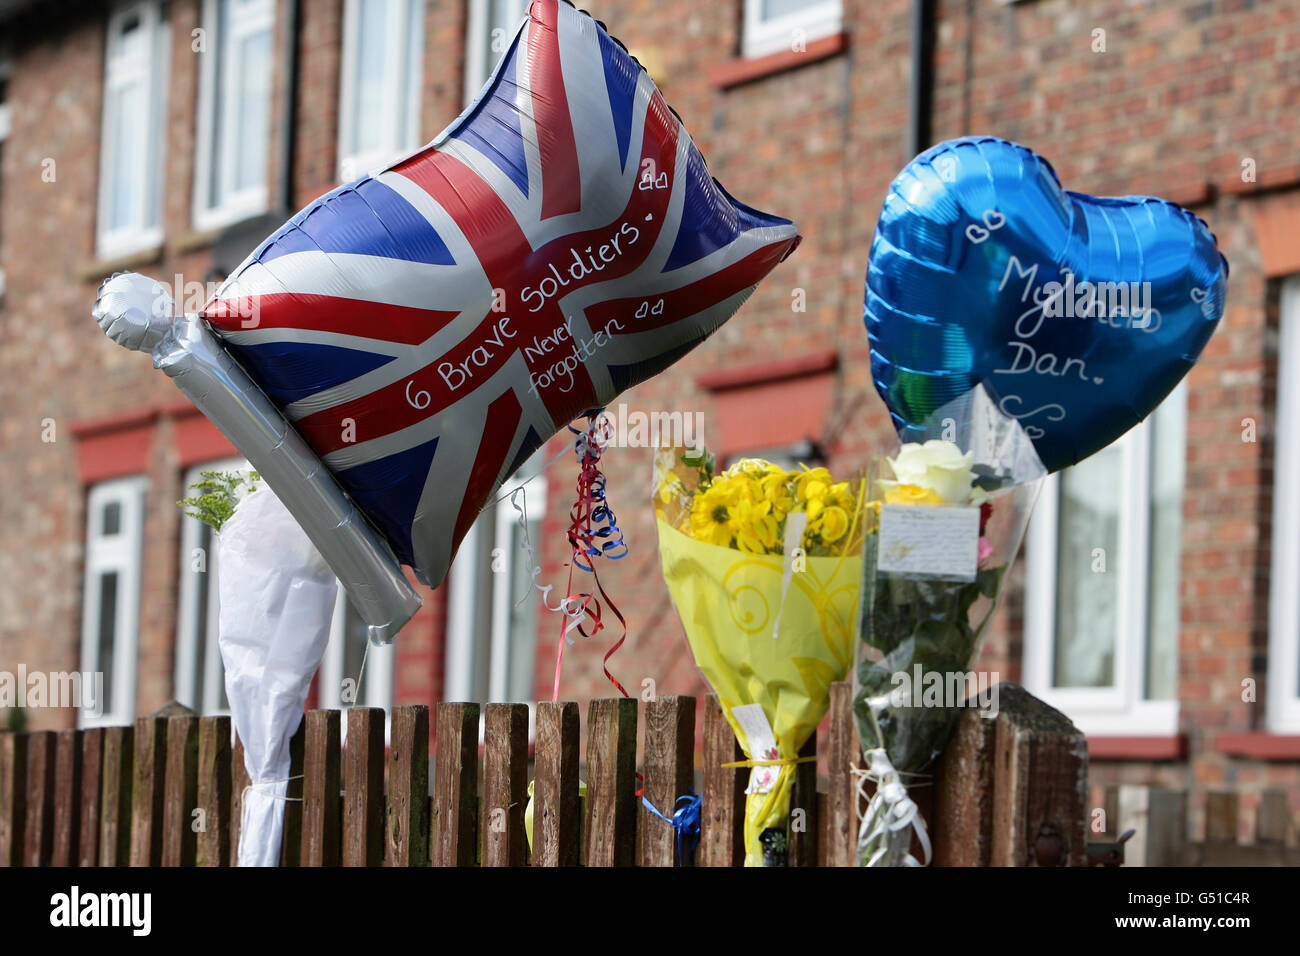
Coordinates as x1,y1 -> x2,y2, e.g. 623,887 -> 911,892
732,496 -> 780,553
759,471 -> 794,516
882,483 -> 943,506
658,472 -> 684,505
793,466 -> 833,505
689,483 -> 739,547
815,505 -> 850,544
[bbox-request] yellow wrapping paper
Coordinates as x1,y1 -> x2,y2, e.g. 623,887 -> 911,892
656,516 -> 862,865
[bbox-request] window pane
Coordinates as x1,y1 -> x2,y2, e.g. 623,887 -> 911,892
1053,445 -> 1122,688
106,80 -> 145,231
233,29 -> 272,192
97,571 -> 119,715
350,0 -> 388,156
101,500 -> 122,536
761,0 -> 822,19
1147,396 -> 1186,700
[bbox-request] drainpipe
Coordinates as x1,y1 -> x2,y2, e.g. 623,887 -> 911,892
907,0 -> 934,160
277,0 -> 300,214
212,0 -> 300,276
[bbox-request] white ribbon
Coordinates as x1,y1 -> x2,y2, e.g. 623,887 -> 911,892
853,748 -> 932,867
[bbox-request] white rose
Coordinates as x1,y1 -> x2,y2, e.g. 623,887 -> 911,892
882,440 -> 980,504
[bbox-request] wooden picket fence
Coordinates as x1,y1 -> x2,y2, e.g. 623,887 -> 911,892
1093,783 -> 1300,867
0,681 -> 1091,867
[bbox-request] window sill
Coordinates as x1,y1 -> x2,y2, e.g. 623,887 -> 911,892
172,226 -> 227,256
76,241 -> 165,283
697,348 -> 838,391
1214,732 -> 1300,760
1087,735 -> 1188,760
1220,163 -> 1300,198
709,31 -> 848,90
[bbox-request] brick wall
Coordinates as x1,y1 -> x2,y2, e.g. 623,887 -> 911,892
0,0 -> 1295,830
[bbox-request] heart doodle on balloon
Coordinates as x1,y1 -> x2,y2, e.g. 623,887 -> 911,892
865,136 -> 1228,473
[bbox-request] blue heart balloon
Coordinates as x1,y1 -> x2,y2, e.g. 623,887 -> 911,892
865,136 -> 1228,473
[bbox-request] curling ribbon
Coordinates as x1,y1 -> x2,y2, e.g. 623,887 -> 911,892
852,748 -> 932,867
641,790 -> 702,865
549,411 -> 630,702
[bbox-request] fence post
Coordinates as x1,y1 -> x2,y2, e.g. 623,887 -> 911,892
162,714 -> 199,867
23,731 -> 55,866
789,732 -> 819,866
279,719 -> 306,867
99,726 -> 133,866
0,732 -> 27,867
432,703 -> 479,867
78,729 -> 104,867
989,683 -> 1088,867
387,705 -> 430,866
482,702 -> 529,867
699,695 -> 744,867
131,715 -> 167,866
51,730 -> 83,866
196,716 -> 232,867
933,706 -> 997,866
584,697 -> 638,867
302,709 -> 340,867
1258,789 -> 1292,846
532,701 -> 580,867
343,708 -> 385,866
639,695 -> 695,867
825,682 -> 856,867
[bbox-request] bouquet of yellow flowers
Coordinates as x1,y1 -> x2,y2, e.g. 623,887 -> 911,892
654,448 -> 866,866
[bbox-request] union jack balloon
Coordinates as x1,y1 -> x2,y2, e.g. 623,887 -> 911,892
200,0 -> 799,590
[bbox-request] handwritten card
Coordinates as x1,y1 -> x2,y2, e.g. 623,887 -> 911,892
877,504 -> 980,582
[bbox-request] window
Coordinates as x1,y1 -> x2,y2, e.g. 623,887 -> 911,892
317,591 -> 395,734
445,452 -> 546,714
193,0 -> 274,230
337,0 -> 424,181
1023,383 -> 1187,736
173,459 -> 248,716
742,0 -> 843,59
1269,277 -> 1300,733
80,477 -> 147,727
97,2 -> 170,259
464,0 -> 528,101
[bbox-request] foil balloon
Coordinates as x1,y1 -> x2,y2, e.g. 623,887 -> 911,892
865,135 -> 1227,473
92,0 -> 799,638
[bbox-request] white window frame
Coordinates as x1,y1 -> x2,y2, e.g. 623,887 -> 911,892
1268,277 -> 1300,733
445,464 -> 546,734
96,1 -> 170,259
337,0 -> 425,181
318,589 -> 396,741
173,458 -> 248,716
742,0 -> 843,60
80,476 -> 148,728
1023,386 -> 1186,737
463,0 -> 528,105
192,0 -> 275,231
